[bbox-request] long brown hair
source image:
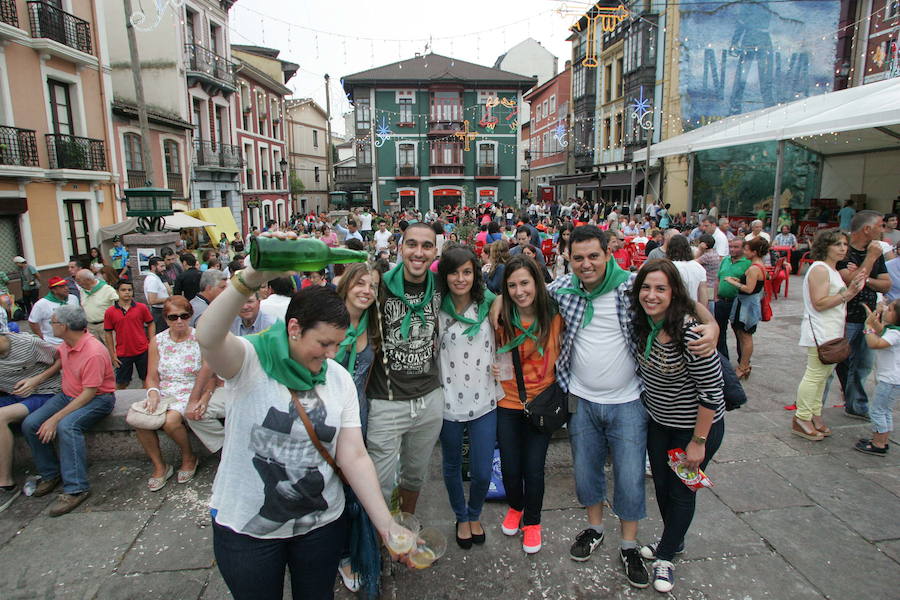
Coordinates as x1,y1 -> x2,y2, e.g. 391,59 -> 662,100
499,255 -> 555,351
629,259 -> 697,354
335,262 -> 382,351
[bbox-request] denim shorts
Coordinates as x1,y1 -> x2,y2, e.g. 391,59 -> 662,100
568,396 -> 648,522
0,393 -> 55,413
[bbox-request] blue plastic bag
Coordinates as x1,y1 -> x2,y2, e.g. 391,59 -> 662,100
485,448 -> 506,500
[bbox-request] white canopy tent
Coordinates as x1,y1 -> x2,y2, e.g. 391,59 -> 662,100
633,78 -> 900,231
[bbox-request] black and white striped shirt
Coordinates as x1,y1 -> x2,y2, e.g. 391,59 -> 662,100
0,333 -> 61,395
637,321 -> 725,428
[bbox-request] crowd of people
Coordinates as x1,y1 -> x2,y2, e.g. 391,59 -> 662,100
0,198 -> 898,599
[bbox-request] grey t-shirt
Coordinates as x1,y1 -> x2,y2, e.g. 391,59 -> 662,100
367,278 -> 441,401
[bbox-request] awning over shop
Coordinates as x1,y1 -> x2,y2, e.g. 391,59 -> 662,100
633,78 -> 900,161
549,172 -> 599,186
185,207 -> 240,243
600,170 -> 643,188
162,212 -> 216,229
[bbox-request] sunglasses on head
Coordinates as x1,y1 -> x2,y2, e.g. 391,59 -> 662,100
165,313 -> 191,322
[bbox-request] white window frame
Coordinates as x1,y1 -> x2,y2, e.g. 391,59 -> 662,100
396,140 -> 418,169
476,141 -> 496,166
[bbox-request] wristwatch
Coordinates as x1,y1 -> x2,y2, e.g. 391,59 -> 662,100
691,434 -> 707,445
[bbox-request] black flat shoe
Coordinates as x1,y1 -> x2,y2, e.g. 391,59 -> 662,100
471,523 -> 486,545
456,521 -> 473,549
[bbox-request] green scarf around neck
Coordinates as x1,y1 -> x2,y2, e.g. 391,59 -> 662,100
247,320 -> 327,391
44,291 -> 68,305
86,281 -> 105,296
497,307 -> 544,356
441,289 -> 496,339
881,324 -> 900,336
555,257 -> 630,328
644,316 -> 666,360
382,262 -> 435,339
335,312 -> 369,374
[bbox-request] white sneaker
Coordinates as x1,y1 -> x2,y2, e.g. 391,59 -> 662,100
652,560 -> 675,593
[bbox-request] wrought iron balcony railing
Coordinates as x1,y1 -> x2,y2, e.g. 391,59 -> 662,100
192,140 -> 242,169
46,133 -> 106,170
0,0 -> 19,27
28,1 -> 92,55
0,126 -> 39,167
184,43 -> 237,89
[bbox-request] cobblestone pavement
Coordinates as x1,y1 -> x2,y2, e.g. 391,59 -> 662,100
1,291 -> 898,599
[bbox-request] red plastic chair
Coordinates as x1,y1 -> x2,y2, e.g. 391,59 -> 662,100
798,251 -> 815,274
632,251 -> 647,270
541,238 -> 555,264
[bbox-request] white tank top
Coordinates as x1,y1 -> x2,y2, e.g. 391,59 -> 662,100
800,261 -> 846,347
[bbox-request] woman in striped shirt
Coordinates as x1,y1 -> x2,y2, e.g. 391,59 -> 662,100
629,259 -> 726,594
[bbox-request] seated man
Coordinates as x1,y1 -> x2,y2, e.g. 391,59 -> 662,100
22,305 -> 116,517
0,332 -> 62,511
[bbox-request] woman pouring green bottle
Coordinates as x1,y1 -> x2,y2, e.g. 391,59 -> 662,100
195,231 -> 412,600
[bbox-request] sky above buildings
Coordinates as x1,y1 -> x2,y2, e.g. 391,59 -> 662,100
228,0 -> 577,133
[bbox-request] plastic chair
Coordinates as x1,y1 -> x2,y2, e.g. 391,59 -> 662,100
798,251 -> 815,274
541,238 -> 555,264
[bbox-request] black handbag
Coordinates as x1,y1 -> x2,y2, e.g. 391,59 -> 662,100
718,352 -> 747,411
510,347 -> 569,433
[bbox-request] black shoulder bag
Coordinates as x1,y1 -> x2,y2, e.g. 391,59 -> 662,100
510,347 -> 569,433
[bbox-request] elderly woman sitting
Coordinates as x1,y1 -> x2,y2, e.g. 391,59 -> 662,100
133,296 -> 202,491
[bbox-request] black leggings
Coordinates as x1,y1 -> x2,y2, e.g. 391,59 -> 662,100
646,418 -> 724,561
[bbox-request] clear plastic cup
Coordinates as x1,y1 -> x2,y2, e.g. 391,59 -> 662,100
495,351 -> 514,381
387,512 -> 420,555
409,527 -> 448,569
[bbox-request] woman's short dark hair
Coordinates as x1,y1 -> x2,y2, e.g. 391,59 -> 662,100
666,234 -> 694,261
629,259 -> 697,354
285,286 -> 350,332
745,236 -> 770,257
487,221 -> 500,234
697,234 -> 716,249
499,255 -> 555,351
345,238 -> 365,251
809,229 -> 847,261
268,277 -> 295,296
570,225 -> 609,251
438,246 -> 485,306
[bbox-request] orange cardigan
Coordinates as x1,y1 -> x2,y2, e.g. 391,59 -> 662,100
497,313 -> 565,410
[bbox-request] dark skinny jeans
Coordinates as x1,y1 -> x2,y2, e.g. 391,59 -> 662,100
646,417 -> 725,561
496,406 -> 552,526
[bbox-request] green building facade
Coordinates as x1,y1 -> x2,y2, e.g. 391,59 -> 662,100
340,54 -> 536,212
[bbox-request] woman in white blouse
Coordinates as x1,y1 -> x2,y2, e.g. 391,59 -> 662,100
436,246 -> 501,549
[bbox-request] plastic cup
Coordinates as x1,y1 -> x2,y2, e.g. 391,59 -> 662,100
409,527 -> 448,569
496,352 -> 514,381
387,512 -> 420,555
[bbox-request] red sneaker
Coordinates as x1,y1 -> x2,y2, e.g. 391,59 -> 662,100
522,524 -> 542,554
501,507 -> 523,536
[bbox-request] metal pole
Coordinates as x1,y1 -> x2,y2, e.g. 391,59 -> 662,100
324,74 -> 333,198
644,122 -> 653,211
687,153 -> 695,218
770,140 -> 784,236
629,162 -> 636,212
124,0 -> 154,186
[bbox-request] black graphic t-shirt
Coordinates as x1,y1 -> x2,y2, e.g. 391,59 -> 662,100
367,278 -> 442,400
838,244 -> 887,323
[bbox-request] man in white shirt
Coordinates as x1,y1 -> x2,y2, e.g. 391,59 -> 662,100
744,220 -> 771,243
28,277 -> 78,345
374,219 -> 392,252
143,256 -> 170,333
358,209 -> 373,241
704,217 -> 729,257
335,218 -> 364,243
259,276 -> 294,322
708,202 -> 719,221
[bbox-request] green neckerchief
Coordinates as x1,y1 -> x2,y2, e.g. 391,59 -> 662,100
44,291 -> 68,305
555,257 -> 630,327
644,316 -> 666,360
85,281 -> 105,296
441,289 -> 496,339
247,320 -> 327,391
880,324 -> 900,336
497,307 -> 544,356
335,312 -> 369,374
382,262 -> 435,339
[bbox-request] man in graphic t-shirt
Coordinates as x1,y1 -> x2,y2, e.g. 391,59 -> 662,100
366,223 -> 441,514
835,210 -> 890,419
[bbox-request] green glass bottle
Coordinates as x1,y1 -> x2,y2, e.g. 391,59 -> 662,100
248,236 -> 368,272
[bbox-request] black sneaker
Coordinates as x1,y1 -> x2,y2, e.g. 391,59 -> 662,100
639,540 -> 685,560
620,547 -> 649,588
0,485 -> 19,513
844,410 -> 869,421
569,528 -> 604,561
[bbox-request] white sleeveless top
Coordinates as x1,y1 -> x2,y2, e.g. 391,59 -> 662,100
799,261 -> 846,347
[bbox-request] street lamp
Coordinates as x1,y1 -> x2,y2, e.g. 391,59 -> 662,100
124,186 -> 174,232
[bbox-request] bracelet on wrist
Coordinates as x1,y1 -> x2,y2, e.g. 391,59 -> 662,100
231,271 -> 259,296
691,434 -> 707,445
146,387 -> 160,396
864,328 -> 877,335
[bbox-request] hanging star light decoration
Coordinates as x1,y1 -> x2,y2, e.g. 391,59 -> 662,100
629,86 -> 653,131
374,116 -> 392,148
554,121 -> 569,147
129,0 -> 185,32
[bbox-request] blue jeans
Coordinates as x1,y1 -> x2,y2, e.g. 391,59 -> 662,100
213,515 -> 346,600
835,322 -> 873,416
439,410 -> 497,522
870,381 -> 898,434
496,407 -> 552,526
22,392 -> 115,494
568,396 -> 648,522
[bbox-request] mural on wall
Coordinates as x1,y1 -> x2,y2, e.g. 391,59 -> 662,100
679,0 -> 841,130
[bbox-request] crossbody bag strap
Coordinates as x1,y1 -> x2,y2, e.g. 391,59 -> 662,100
509,347 -> 528,408
291,390 -> 348,486
807,315 -> 821,347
